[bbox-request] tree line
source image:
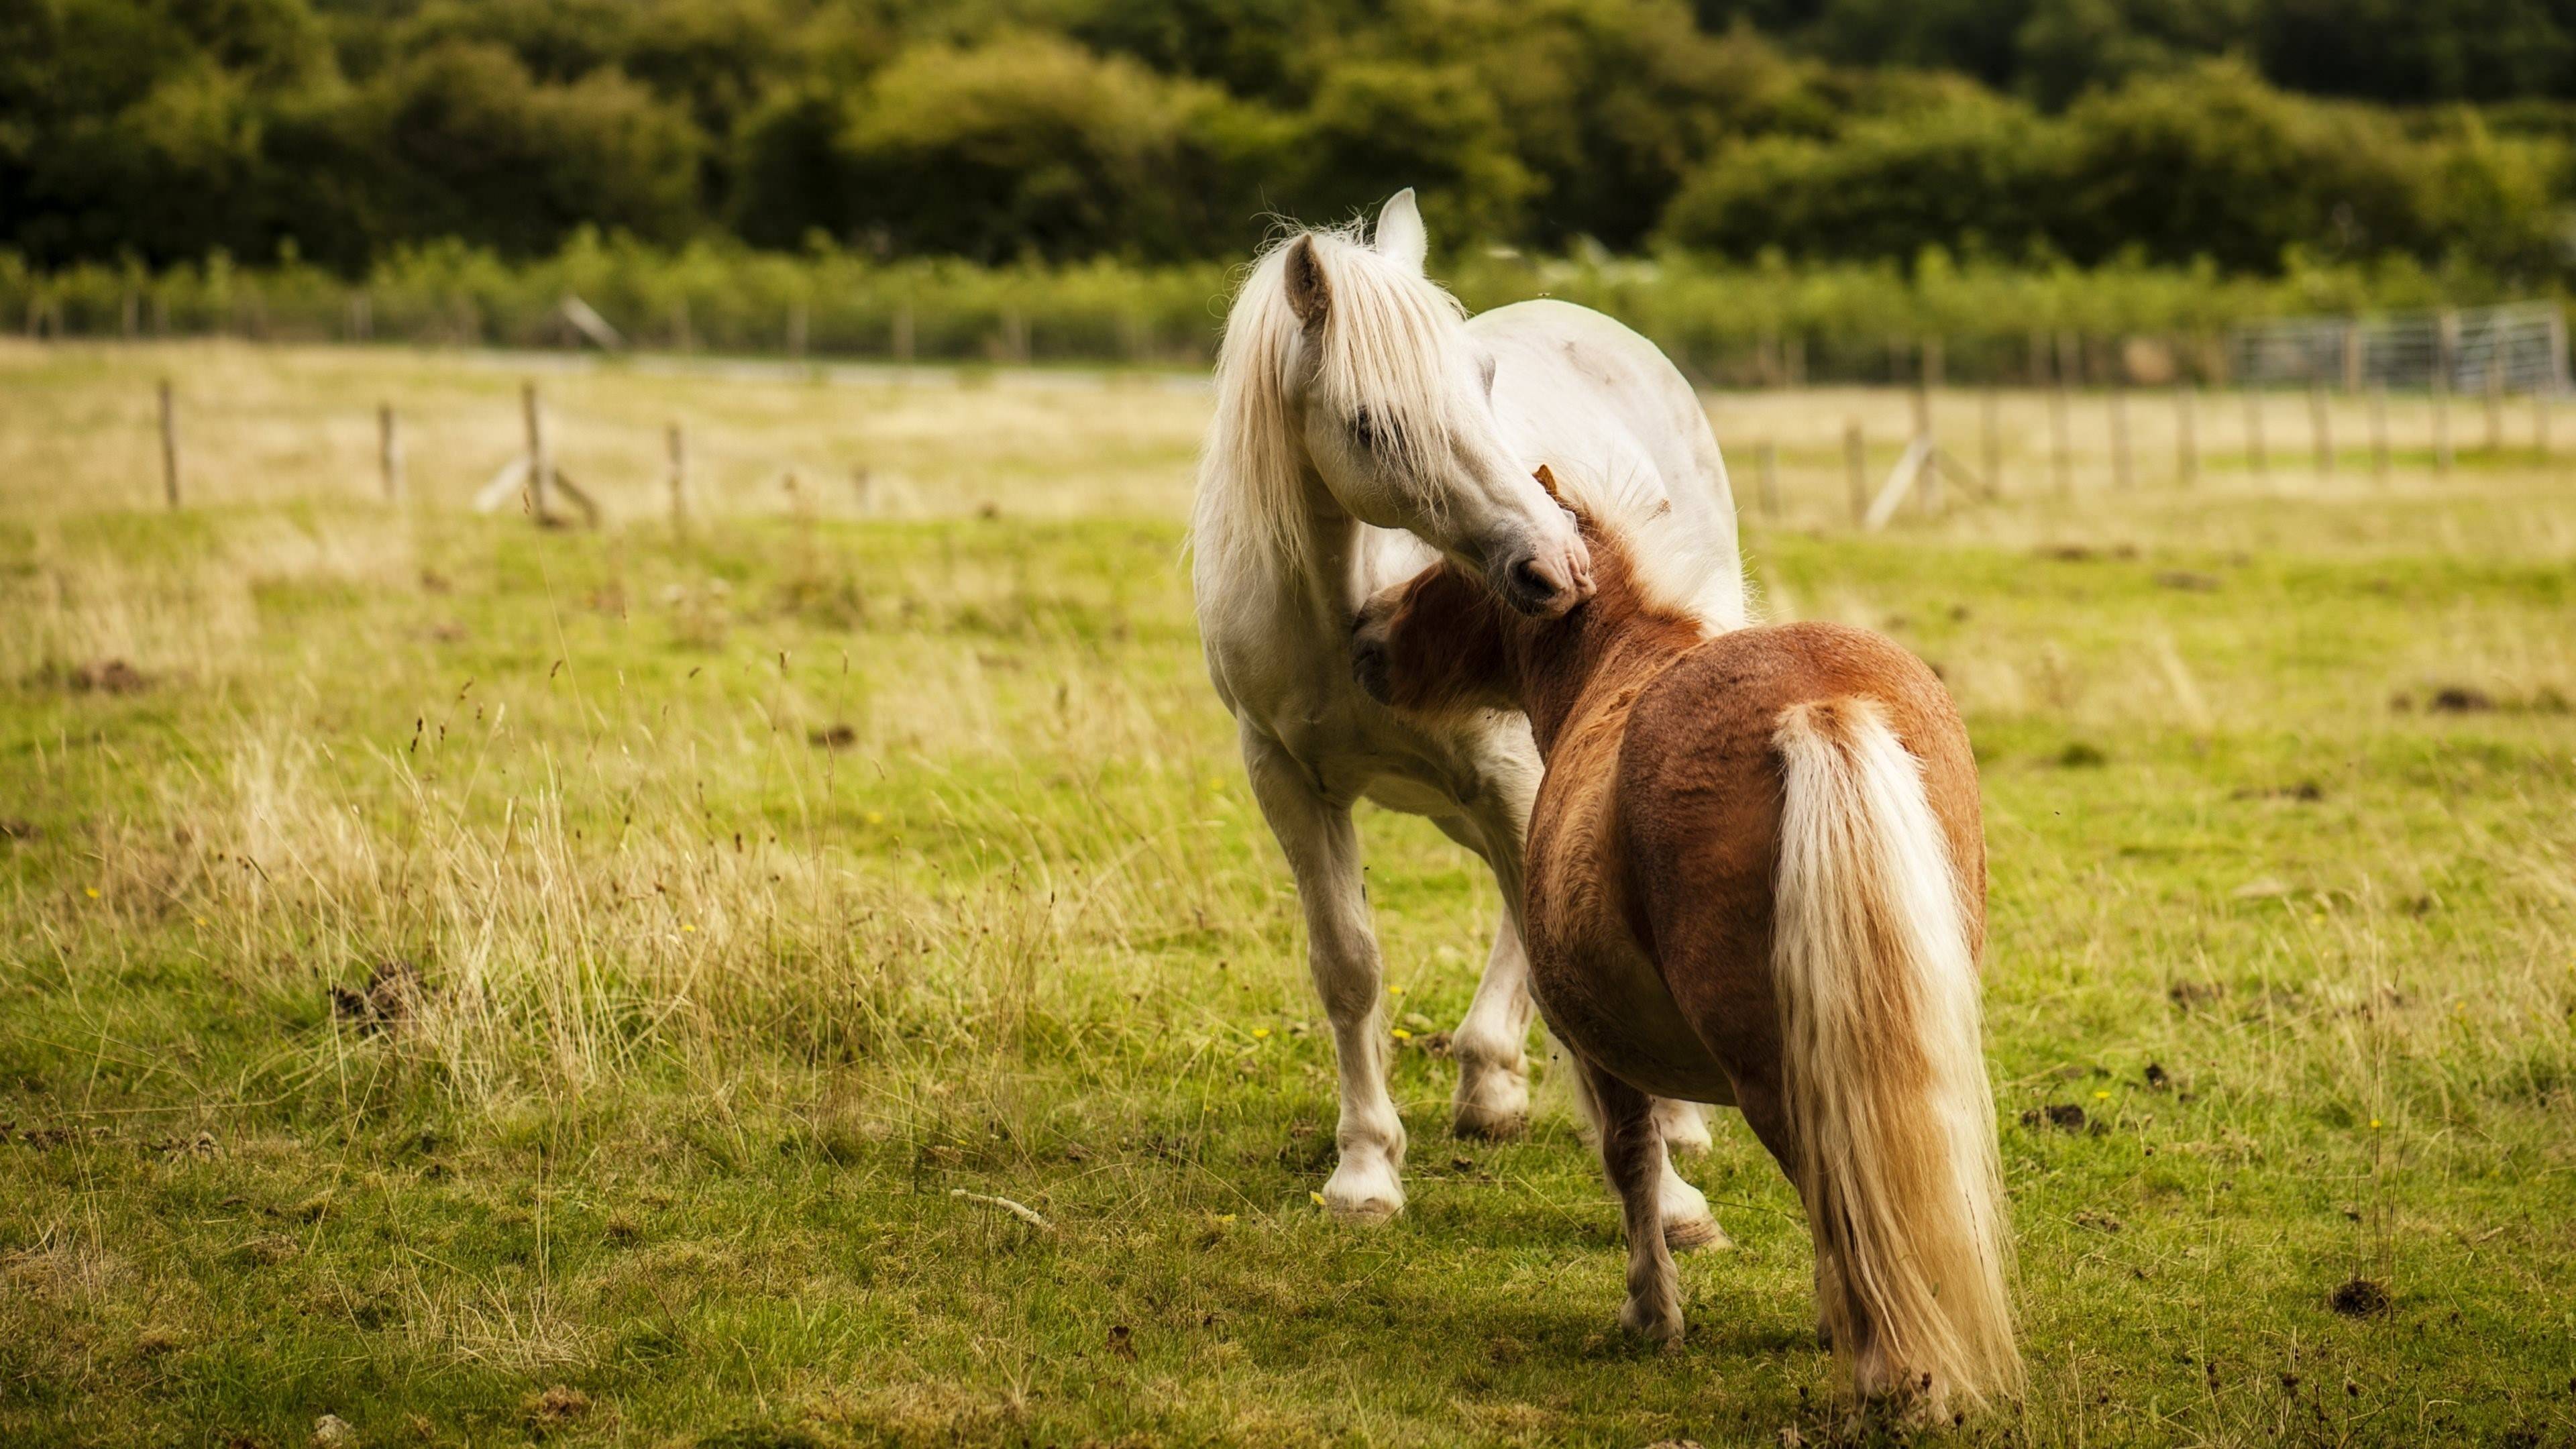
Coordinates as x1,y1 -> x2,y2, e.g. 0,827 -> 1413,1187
7,0 -> 2576,280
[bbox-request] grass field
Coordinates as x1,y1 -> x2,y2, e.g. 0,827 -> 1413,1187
3,341 -> 2573,1448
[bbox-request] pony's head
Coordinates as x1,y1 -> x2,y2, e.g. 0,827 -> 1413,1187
1352,464 -> 1737,720
1198,191 -> 1592,617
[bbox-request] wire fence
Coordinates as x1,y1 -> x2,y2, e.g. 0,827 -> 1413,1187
2230,303 -> 2569,394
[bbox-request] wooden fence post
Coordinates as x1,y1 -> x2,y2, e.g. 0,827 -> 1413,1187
1756,439 -> 1780,521
666,422 -> 688,531
2536,390 -> 2552,460
2484,366 -> 2505,454
378,403 -> 403,502
2434,309 -> 2459,477
787,301 -> 808,360
2368,384 -> 2390,484
2108,381 -> 2133,492
1844,419 -> 1867,525
1911,361 -> 1937,511
523,381 -> 551,520
2243,390 -> 2268,479
2049,377 -> 2074,497
2432,372 -> 2453,478
1981,386 -> 2002,497
893,304 -> 916,370
2174,383 -> 2197,488
2308,384 -> 2332,479
157,378 -> 180,509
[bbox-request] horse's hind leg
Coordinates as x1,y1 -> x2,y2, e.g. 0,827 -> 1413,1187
1559,1036 -> 1729,1252
1580,1056 -> 1684,1342
1450,902 -> 1535,1138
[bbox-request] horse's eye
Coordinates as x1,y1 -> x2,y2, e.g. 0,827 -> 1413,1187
1351,409 -> 1379,451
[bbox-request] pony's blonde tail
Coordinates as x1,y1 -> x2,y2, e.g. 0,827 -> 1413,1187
1771,698 -> 2019,1413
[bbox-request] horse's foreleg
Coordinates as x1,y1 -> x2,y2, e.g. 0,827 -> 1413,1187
1244,731 -> 1405,1222
1582,1056 -> 1684,1344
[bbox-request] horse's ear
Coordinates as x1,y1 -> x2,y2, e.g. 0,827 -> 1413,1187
1532,464 -> 1562,502
1283,235 -> 1330,330
1375,189 -> 1427,274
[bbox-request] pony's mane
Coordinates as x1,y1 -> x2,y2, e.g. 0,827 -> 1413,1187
1193,221 -> 1476,574
1544,463 -> 1743,637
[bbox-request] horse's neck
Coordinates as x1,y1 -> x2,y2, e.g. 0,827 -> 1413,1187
1516,611 -> 1701,759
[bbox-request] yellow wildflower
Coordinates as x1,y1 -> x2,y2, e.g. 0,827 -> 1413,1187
83,888 -> 100,899
1391,1027 -> 1412,1042
1309,1191 -> 1326,1207
1251,1027 -> 1271,1040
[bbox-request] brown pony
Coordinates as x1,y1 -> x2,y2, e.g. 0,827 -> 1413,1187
1351,466 -> 2019,1415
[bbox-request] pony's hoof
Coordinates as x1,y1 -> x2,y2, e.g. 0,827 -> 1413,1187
1654,1098 -> 1713,1157
1450,1095 -> 1528,1141
1322,1157 -> 1405,1223
1619,1297 -> 1685,1344
1663,1213 -> 1731,1254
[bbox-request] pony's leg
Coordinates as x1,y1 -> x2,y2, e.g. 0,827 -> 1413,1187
1735,1079 -> 1839,1350
1449,900 -> 1534,1139
1580,1055 -> 1684,1343
1555,1033 -> 1728,1252
1242,731 -> 1405,1222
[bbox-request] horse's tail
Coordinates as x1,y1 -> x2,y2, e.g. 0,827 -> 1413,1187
1770,697 -> 2019,1413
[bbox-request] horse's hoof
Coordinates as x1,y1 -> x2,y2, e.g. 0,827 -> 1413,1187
1619,1297 -> 1685,1344
1327,1195 -> 1402,1225
1663,1213 -> 1731,1254
1450,1098 -> 1527,1141
1322,1157 -> 1405,1223
1452,1059 -> 1529,1140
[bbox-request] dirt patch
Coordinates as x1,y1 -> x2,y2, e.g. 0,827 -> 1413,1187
330,960 -> 427,1036
525,1385 -> 594,1433
67,658 -> 152,694
2022,1104 -> 2089,1132
2153,570 -> 2220,592
2232,781 -> 2324,802
2329,1277 -> 2391,1318
807,724 -> 857,750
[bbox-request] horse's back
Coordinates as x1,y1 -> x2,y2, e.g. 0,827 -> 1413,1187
1607,623 -> 1984,1078
1621,622 -> 1980,908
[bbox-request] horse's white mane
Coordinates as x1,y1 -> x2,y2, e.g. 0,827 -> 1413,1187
1545,462 -> 1743,636
1193,219 -> 1476,574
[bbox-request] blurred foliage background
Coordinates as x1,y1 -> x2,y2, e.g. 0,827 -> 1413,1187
10,0 -> 2576,364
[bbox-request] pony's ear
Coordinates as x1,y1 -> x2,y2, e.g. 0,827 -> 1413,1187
1532,464 -> 1563,502
1283,235 -> 1330,331
1375,189 -> 1428,274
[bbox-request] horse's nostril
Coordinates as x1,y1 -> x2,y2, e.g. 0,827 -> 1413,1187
1511,557 -> 1555,602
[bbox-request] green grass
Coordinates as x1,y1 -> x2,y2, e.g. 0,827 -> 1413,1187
3,345 -> 2574,1447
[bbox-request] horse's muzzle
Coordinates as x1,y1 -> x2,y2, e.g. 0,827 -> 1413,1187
1493,536 -> 1594,619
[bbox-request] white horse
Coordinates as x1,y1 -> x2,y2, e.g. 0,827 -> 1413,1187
1190,191 -> 1750,1232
